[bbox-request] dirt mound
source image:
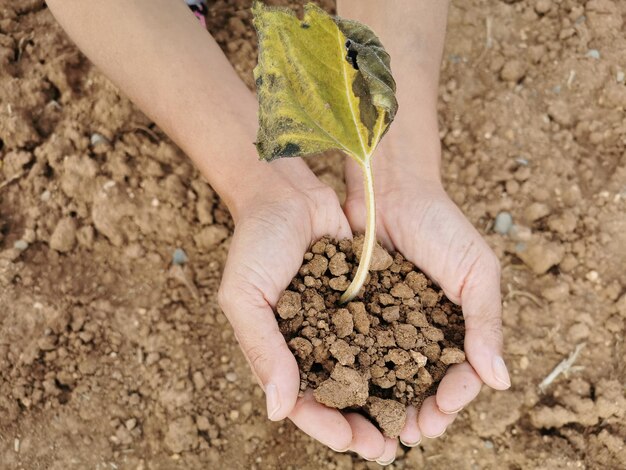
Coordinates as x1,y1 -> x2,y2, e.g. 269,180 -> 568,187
277,237 -> 465,437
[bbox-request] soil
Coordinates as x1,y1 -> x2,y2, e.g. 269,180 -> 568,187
277,237 -> 466,437
0,0 -> 625,469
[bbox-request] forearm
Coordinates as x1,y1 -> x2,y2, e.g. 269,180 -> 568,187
338,0 -> 449,183
46,0 -> 317,221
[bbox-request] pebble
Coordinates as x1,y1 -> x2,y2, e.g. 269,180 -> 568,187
494,212 -> 513,235
509,224 -> 532,242
586,49 -> 600,59
225,372 -> 238,382
49,217 -> 77,253
617,71 -> 625,83
534,0 -> 551,14
500,60 -> 527,82
524,202 -> 551,223
13,239 -> 28,250
90,133 -> 109,146
515,241 -> 564,274
172,248 -> 188,265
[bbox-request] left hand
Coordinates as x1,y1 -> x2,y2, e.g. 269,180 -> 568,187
343,145 -> 511,445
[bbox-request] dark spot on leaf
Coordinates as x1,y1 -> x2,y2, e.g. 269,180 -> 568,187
301,22 -> 310,29
281,142 -> 301,157
255,75 -> 263,88
345,41 -> 359,70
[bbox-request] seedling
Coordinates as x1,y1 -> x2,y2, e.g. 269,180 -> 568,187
252,2 -> 397,303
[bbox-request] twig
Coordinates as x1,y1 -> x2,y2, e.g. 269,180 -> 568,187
474,17 -> 493,66
506,285 -> 545,309
128,125 -> 160,142
538,343 -> 585,393
0,171 -> 26,191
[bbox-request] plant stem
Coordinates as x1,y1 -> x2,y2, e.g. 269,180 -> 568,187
340,160 -> 376,304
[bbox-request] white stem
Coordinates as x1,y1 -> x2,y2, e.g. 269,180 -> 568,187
340,161 -> 376,304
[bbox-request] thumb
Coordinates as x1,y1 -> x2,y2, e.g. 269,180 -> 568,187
218,284 -> 300,421
460,255 -> 511,391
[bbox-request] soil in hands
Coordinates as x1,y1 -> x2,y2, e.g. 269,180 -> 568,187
275,236 -> 466,438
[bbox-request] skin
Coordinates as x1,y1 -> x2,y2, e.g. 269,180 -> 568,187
47,0 -> 511,464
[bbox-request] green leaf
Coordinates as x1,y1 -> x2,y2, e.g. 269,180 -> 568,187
252,1 -> 397,163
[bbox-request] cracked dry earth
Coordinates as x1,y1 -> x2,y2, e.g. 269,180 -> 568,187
0,0 -> 624,469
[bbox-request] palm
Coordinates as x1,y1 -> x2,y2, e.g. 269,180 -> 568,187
219,185 -> 397,460
344,174 -> 509,439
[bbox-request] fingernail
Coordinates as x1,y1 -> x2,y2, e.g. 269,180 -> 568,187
423,428 -> 446,439
376,457 -> 395,466
400,437 -> 421,447
439,406 -> 463,415
265,383 -> 280,420
329,445 -> 349,453
492,356 -> 512,388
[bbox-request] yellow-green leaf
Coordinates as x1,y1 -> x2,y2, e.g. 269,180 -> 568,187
252,1 -> 397,163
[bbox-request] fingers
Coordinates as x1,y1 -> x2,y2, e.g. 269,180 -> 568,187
436,362 -> 483,414
219,283 -> 300,421
344,413 -> 386,460
461,256 -> 511,391
375,437 -> 398,466
399,405 -> 421,447
289,390 -> 353,452
418,396 -> 457,438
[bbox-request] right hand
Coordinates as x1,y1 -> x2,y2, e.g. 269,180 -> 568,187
218,181 -> 396,462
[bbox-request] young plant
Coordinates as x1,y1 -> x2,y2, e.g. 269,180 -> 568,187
252,1 -> 397,303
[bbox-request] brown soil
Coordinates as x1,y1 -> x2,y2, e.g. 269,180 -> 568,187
1,0 -> 625,469
277,237 -> 465,437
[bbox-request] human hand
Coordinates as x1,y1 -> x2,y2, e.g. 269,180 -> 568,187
218,178 -> 399,462
343,146 -> 511,445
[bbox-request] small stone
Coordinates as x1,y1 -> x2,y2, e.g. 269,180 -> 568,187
586,49 -> 600,59
494,212 -> 513,235
49,217 -> 77,253
390,283 -> 414,299
500,60 -> 526,82
440,347 -> 466,365
172,248 -> 188,265
406,310 -> 429,327
394,324 -> 418,349
225,372 -> 238,382
328,252 -> 350,276
329,275 -> 350,291
375,330 -> 396,348
421,326 -> 444,342
314,365 -> 368,409
509,224 -> 532,242
38,335 -> 57,351
164,416 -> 198,454
90,133 -> 109,146
366,397 -> 407,438
194,226 -> 228,250
524,202 -> 551,222
288,337 -> 313,359
125,418 -> 137,431
332,308 -> 354,338
405,272 -> 428,293
348,302 -> 370,335
13,240 -> 28,251
410,351 -> 428,368
382,306 -> 400,322
330,339 -> 356,366
306,254 -> 328,278
276,291 -> 302,319
567,323 -> 590,342
617,71 -> 625,83
516,241 -> 564,275
385,349 -> 410,365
